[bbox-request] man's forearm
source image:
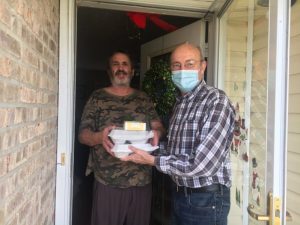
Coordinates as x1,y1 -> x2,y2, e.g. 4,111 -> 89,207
78,129 -> 102,147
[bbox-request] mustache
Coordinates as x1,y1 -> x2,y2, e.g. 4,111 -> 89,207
114,70 -> 128,75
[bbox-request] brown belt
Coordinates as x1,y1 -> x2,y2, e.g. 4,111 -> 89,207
175,184 -> 224,194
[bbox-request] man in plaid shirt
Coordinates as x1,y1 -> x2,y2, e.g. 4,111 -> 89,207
123,43 -> 235,225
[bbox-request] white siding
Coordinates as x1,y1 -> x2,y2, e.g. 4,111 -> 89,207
287,0 -> 300,224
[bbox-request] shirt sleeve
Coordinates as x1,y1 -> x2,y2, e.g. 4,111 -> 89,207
78,92 -> 98,133
155,94 -> 235,178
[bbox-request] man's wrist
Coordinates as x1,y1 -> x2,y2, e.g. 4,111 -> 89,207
94,131 -> 102,145
148,155 -> 155,166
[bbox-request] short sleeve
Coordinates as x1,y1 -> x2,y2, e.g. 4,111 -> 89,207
78,92 -> 98,132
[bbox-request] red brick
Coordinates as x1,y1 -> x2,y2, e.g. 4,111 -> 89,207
0,56 -> 21,79
0,1 -> 11,26
0,29 -> 21,57
0,0 -> 59,224
22,48 -> 39,68
0,80 -> 20,103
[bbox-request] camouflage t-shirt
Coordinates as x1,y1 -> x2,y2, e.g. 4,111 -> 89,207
79,88 -> 160,188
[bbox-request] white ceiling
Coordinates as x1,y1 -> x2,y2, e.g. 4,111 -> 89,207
77,0 -> 228,18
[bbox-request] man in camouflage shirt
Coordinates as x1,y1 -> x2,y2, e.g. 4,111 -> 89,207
78,50 -> 164,225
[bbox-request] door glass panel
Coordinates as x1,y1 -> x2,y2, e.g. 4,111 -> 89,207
287,0 -> 300,223
218,0 -> 269,224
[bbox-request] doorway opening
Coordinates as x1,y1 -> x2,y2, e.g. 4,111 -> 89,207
73,6 -> 198,225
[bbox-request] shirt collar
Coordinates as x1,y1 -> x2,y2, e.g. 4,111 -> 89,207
176,80 -> 206,102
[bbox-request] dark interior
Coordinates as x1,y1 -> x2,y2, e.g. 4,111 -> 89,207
73,6 -> 198,225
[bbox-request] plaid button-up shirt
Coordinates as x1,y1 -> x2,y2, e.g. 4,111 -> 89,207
155,80 -> 235,188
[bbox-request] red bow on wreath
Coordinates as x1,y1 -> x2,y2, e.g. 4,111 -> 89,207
127,12 -> 177,32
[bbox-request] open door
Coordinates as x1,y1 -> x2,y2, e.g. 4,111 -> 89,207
140,20 -> 206,82
218,0 -> 290,224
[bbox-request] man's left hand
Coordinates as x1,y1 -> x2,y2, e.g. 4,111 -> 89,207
121,145 -> 155,166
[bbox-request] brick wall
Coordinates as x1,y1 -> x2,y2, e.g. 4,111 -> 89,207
0,0 -> 59,224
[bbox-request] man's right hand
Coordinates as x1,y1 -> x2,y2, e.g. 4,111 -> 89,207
78,125 -> 116,157
101,125 -> 116,156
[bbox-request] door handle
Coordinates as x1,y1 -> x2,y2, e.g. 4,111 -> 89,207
247,192 -> 273,222
247,192 -> 293,223
248,205 -> 293,222
247,204 -> 270,221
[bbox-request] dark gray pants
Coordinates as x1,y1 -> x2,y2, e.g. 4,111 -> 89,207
91,180 -> 152,225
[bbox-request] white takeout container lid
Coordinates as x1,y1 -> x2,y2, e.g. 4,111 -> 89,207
112,143 -> 159,158
108,129 -> 154,142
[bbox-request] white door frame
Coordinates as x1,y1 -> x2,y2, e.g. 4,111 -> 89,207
55,0 -> 76,224
55,1 -> 221,225
267,0 -> 290,222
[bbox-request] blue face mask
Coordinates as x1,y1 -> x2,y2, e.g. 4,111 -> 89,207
171,70 -> 200,93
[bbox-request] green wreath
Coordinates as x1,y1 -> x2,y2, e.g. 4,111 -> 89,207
142,60 -> 177,116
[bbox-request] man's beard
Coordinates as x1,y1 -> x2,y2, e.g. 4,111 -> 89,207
111,70 -> 132,87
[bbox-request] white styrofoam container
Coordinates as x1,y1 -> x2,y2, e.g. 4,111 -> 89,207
108,129 -> 154,144
112,143 -> 159,158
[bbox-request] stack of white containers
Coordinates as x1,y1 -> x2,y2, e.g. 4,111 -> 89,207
109,129 -> 159,158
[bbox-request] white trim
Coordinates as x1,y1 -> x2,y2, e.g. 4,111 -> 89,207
267,0 -> 290,223
77,0 -> 205,18
216,11 -> 227,90
213,0 -> 232,87
242,0 -> 254,223
55,0 -> 76,224
207,16 -> 217,86
212,15 -> 220,88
